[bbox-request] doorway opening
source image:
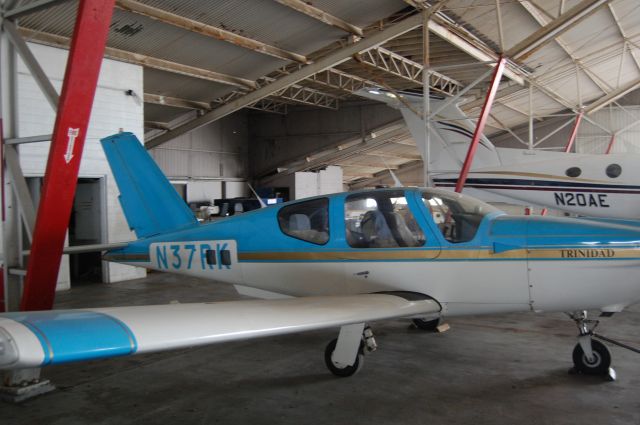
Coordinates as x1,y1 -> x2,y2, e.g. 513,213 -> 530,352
68,178 -> 106,285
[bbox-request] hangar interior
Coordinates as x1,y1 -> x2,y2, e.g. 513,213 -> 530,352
1,0 -> 640,423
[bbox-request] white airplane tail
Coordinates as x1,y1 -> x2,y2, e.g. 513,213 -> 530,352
357,89 -> 503,173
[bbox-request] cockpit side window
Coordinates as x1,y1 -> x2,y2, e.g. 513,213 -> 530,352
278,198 -> 329,245
345,191 -> 425,248
422,190 -> 497,243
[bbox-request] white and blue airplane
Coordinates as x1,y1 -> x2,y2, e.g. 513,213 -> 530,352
1,132 -> 640,379
358,89 -> 640,220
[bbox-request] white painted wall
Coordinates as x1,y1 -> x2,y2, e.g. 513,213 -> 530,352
294,166 -> 343,199
186,180 -> 223,203
225,181 -> 249,198
14,42 -> 146,288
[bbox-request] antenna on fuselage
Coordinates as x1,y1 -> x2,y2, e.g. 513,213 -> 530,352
381,157 -> 403,187
247,183 -> 267,209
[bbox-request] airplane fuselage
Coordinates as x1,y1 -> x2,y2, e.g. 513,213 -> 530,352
432,151 -> 640,219
105,188 -> 640,317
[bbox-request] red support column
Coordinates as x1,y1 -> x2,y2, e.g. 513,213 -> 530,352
1,119 -> 5,312
455,56 -> 506,193
564,111 -> 583,153
605,133 -> 616,154
20,0 -> 116,311
0,269 -> 4,313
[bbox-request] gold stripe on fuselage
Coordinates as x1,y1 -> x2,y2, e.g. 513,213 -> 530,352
238,250 -> 441,261
238,247 -> 640,262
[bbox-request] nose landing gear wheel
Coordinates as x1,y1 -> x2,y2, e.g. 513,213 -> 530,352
324,339 -> 364,377
412,318 -> 440,331
572,339 -> 611,375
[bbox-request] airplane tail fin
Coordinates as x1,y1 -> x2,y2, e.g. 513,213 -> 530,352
357,89 -> 502,173
101,132 -> 198,239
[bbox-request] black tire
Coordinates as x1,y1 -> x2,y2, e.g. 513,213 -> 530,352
572,339 -> 611,375
324,338 -> 364,377
412,317 -> 440,331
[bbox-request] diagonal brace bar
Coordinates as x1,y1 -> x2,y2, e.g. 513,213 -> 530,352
455,56 -> 506,193
605,134 -> 616,154
564,110 -> 584,153
20,0 -> 116,311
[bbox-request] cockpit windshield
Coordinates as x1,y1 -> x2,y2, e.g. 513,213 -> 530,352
422,189 -> 500,243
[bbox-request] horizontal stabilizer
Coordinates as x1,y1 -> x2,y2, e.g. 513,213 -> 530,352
101,132 -> 198,238
0,293 -> 440,370
23,242 -> 131,256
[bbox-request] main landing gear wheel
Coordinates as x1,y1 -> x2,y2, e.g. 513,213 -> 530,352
572,339 -> 611,375
412,317 -> 440,331
568,310 -> 615,379
324,339 -> 364,377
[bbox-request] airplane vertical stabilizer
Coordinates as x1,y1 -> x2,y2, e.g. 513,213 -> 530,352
357,90 -> 502,172
101,132 -> 198,238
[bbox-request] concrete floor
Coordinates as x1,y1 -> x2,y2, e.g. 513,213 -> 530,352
4,272 -> 640,425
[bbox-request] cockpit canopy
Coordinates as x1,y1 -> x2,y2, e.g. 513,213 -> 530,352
276,188 -> 500,247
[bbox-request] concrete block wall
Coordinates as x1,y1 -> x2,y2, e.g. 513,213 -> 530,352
12,42 -> 146,287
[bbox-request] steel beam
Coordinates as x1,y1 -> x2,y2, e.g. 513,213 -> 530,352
507,0 -> 611,61
210,93 -> 288,114
273,0 -> 363,36
3,0 -> 72,20
3,21 -> 59,110
4,145 -> 36,241
519,0 -> 611,98
146,12 -> 426,148
115,0 -> 309,64
363,151 -> 422,161
427,16 -> 524,86
608,4 -> 640,74
18,27 -> 257,90
455,56 -> 506,193
533,116 -> 576,147
305,68 -> 376,94
144,121 -> 171,131
21,0 -> 116,312
585,77 -> 640,114
269,83 -> 339,109
355,47 -> 463,96
5,134 -> 52,145
564,111 -> 583,152
144,93 -> 210,111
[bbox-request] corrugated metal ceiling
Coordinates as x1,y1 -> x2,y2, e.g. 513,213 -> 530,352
10,0 -> 640,186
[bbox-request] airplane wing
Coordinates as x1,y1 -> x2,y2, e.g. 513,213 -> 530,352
0,293 -> 440,370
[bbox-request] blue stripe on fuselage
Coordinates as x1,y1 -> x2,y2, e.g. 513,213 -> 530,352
432,177 -> 640,191
4,311 -> 137,365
